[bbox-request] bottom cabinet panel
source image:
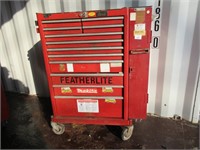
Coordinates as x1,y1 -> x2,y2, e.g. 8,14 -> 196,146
54,98 -> 123,118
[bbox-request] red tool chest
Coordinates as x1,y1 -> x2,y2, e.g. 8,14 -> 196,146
36,7 -> 152,140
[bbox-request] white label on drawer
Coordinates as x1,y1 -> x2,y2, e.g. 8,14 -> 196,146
67,63 -> 74,72
130,12 -> 136,21
77,99 -> 99,113
100,63 -> 110,72
135,23 -> 145,31
110,62 -> 122,67
134,35 -> 142,40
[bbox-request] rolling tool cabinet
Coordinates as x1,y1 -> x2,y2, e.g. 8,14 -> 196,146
36,7 -> 152,140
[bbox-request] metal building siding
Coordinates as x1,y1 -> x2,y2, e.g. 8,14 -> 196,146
0,0 -> 199,123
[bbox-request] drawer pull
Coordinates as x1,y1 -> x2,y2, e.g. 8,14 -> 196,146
44,27 -> 81,31
54,96 -> 123,99
53,85 -> 124,88
42,19 -> 81,24
50,73 -> 124,77
46,39 -> 123,45
83,24 -> 124,29
47,46 -> 123,51
45,32 -> 123,38
49,60 -> 123,64
48,53 -> 123,58
82,16 -> 124,21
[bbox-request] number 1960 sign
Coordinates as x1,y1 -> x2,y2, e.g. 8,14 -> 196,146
152,0 -> 161,49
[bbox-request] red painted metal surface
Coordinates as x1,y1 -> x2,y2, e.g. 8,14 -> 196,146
36,7 -> 152,126
128,53 -> 150,119
129,7 -> 152,50
55,98 -> 122,118
52,116 -> 132,126
50,63 -> 122,73
51,76 -> 123,85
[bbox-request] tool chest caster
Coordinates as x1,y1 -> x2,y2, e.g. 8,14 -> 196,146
121,125 -> 134,141
51,121 -> 65,135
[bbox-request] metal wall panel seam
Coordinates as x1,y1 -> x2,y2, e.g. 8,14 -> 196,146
0,30 -> 16,92
41,0 -> 50,13
191,0 -> 200,123
54,0 -> 62,12
98,0 -> 106,10
147,0 -> 161,114
192,68 -> 200,123
116,0 -> 125,8
30,0 -> 50,96
47,0 -> 58,13
1,2 -> 27,93
160,0 -> 182,117
180,0 -> 199,121
11,1 -> 30,93
26,0 -> 43,95
109,0 -> 117,9
62,0 -> 70,11
138,0 -> 147,6
85,0 -> 97,10
154,0 -> 171,115
172,0 -> 196,119
67,0 -> 77,12
12,1 -> 37,94
60,0 -> 65,12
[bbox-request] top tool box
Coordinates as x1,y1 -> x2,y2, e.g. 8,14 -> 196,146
36,7 -> 152,140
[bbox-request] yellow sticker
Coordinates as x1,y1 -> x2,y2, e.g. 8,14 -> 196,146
134,24 -> 146,36
61,87 -> 72,93
88,12 -> 96,17
102,87 -> 113,93
105,99 -> 116,103
59,64 -> 66,71
136,10 -> 145,23
134,30 -> 146,36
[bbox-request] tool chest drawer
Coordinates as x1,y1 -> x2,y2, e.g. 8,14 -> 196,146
53,85 -> 123,96
55,98 -> 123,118
49,61 -> 123,73
51,74 -> 124,85
48,54 -> 123,61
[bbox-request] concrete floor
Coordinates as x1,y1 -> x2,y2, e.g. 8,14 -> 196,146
1,92 -> 199,149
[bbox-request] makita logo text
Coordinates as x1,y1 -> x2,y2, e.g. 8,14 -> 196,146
77,88 -> 97,93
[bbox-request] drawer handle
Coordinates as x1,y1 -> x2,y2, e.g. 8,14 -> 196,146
54,96 -> 123,99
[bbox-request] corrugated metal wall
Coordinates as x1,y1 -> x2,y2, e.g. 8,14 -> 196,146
1,0 -> 199,123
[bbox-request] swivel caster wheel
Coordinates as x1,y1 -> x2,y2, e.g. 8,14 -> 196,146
51,121 -> 65,135
121,125 -> 134,141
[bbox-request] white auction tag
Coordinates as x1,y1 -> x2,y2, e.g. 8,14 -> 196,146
134,35 -> 142,40
135,23 -> 146,32
67,63 -> 74,72
110,62 -> 122,67
100,63 -> 110,72
130,12 -> 136,21
77,99 -> 99,113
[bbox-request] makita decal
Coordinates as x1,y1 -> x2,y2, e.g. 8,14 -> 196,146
60,76 -> 112,84
77,88 -> 97,93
